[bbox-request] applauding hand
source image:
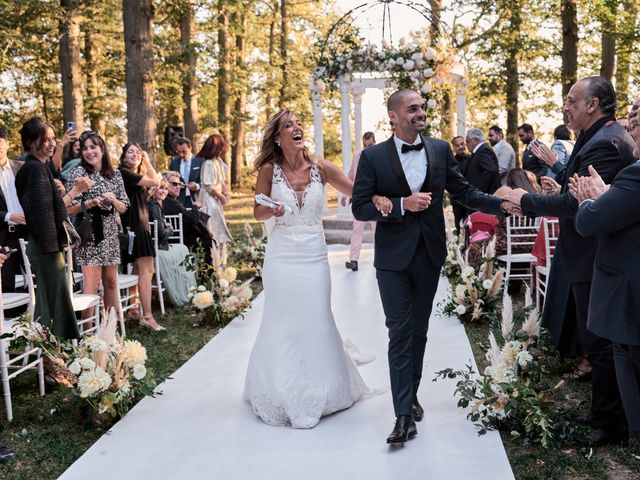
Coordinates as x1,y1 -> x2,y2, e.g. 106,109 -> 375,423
577,166 -> 609,203
541,176 -> 561,196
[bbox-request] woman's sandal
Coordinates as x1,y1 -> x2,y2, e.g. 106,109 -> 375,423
140,314 -> 165,332
564,365 -> 592,382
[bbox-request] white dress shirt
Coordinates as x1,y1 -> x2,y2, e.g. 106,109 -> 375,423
181,156 -> 192,198
0,161 -> 23,224
393,135 -> 428,214
493,139 -> 516,183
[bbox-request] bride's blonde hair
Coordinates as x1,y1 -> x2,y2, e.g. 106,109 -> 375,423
254,110 -> 321,174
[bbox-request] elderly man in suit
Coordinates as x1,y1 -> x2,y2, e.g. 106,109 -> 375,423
352,89 -> 513,444
169,137 -> 202,209
506,76 -> 636,445
573,106 -> 640,444
464,128 -> 501,194
0,127 -> 25,292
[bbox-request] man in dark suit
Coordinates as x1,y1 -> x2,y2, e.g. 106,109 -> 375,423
463,128 -> 501,193
168,138 -> 202,209
574,157 -> 640,445
352,89 -> 511,444
518,123 -> 547,180
451,135 -> 469,233
507,76 -> 636,445
0,127 -> 25,292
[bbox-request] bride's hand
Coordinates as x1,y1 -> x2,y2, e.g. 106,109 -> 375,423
372,195 -> 392,216
271,204 -> 285,217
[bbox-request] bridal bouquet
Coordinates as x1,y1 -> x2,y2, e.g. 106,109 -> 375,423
435,296 -> 559,447
229,222 -> 266,277
189,243 -> 253,326
12,309 -> 157,420
442,238 -> 505,323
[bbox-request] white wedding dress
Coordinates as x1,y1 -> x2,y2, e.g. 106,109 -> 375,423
244,162 -> 370,428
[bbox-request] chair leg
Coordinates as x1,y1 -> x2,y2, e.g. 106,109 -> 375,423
1,345 -> 13,422
116,288 -> 127,338
37,355 -> 45,396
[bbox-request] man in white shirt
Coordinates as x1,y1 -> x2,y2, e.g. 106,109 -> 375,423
0,127 -> 25,292
352,89 -> 511,445
488,125 -> 516,184
168,137 -> 202,208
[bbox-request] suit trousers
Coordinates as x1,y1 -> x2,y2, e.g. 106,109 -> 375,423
376,237 -> 440,417
452,202 -> 466,234
613,343 -> 640,441
349,220 -> 376,262
572,282 -> 626,431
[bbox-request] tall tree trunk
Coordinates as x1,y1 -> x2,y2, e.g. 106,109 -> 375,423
180,0 -> 198,146
231,4 -> 248,187
265,3 -> 277,122
217,1 -> 231,173
59,0 -> 84,131
615,0 -> 637,112
427,0 -> 442,45
278,0 -> 288,108
84,31 -> 106,134
504,2 -> 521,161
123,0 -> 158,162
599,0 -> 618,81
561,0 -> 578,122
426,0 -> 451,139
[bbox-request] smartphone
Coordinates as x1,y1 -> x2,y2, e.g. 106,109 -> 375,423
67,121 -> 76,132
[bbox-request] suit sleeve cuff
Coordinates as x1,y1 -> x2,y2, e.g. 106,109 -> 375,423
579,199 -> 594,208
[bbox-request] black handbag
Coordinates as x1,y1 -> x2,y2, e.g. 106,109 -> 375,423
73,199 -> 93,247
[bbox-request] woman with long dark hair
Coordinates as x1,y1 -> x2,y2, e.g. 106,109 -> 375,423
118,143 -> 163,331
196,134 -> 233,247
65,131 -> 129,318
14,117 -> 78,340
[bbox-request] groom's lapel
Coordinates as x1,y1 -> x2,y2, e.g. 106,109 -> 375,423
385,136 -> 412,196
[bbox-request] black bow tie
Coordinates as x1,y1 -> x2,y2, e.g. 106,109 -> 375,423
401,143 -> 424,154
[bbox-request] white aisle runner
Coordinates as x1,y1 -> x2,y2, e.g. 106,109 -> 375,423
61,245 -> 514,480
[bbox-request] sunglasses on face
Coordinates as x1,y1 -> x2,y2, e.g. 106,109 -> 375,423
169,181 -> 183,187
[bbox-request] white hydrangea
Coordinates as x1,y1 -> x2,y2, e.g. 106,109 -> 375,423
77,367 -> 112,398
68,360 -> 81,375
197,285 -> 206,292
133,364 -> 147,380
221,267 -> 237,283
193,291 -> 214,310
482,279 -> 493,290
79,357 -> 96,370
455,304 -> 467,315
81,336 -> 108,352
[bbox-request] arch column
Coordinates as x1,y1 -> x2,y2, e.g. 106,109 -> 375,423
338,76 -> 352,219
352,86 -> 365,151
455,79 -> 468,137
310,80 -> 324,158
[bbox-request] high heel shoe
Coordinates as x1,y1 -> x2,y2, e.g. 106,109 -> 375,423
140,314 -> 165,332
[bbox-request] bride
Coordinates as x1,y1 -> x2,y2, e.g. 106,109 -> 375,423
244,110 -> 374,428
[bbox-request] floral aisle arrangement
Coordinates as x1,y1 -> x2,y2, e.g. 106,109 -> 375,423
12,309 -> 157,420
435,296 -> 560,447
442,227 -> 464,280
189,243 -> 253,327
442,238 -> 505,323
229,222 -> 266,277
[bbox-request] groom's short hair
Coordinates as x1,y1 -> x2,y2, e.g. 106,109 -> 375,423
387,89 -> 418,112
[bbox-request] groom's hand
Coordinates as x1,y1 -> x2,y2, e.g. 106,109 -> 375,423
403,192 -> 432,212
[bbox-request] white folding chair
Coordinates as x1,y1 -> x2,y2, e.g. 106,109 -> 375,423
115,272 -> 138,336
150,220 -> 166,315
535,218 -> 560,311
497,215 -> 539,294
0,262 -> 45,421
164,214 -> 184,244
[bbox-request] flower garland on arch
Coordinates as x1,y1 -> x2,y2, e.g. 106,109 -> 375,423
313,40 -> 444,112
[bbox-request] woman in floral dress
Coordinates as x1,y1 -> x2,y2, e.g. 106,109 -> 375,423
65,131 -> 129,318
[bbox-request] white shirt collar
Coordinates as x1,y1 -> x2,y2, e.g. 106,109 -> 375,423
472,142 -> 486,154
393,134 -> 422,150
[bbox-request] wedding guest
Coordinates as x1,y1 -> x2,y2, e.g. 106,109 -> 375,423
147,179 -> 196,307
59,136 -> 82,182
530,125 -> 575,179
518,123 -> 547,180
342,131 -> 377,271
118,143 -> 163,331
196,134 -> 233,247
506,76 -> 635,445
451,135 -> 469,232
65,132 -> 129,321
488,125 -> 516,184
0,127 -> 26,293
50,127 -> 76,178
15,117 -> 79,340
573,113 -> 640,443
169,138 -> 202,208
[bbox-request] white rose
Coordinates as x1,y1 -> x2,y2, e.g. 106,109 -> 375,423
122,340 -> 148,368
462,266 -> 475,279
193,291 -> 214,310
517,350 -> 533,368
79,357 -> 96,370
395,57 -> 405,66
420,83 -> 432,94
133,364 -> 147,380
402,60 -> 415,71
425,48 -> 436,61
81,336 -> 108,352
482,279 -> 493,290
218,278 -> 230,290
68,360 -> 81,375
427,99 -> 437,109
197,285 -> 206,292
77,367 -> 112,398
455,284 -> 467,299
423,68 -> 434,78
411,51 -> 423,61
455,304 -> 466,315
410,70 -> 420,79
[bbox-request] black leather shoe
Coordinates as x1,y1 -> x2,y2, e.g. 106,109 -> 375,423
0,443 -> 16,463
412,397 -> 424,422
589,428 -> 628,447
386,415 -> 417,444
345,261 -> 358,271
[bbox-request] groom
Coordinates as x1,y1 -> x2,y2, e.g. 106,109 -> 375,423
352,89 -> 512,444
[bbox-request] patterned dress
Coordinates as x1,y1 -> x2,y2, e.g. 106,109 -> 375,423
66,166 -> 129,266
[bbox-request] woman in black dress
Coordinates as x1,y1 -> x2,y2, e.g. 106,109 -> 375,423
118,143 -> 162,331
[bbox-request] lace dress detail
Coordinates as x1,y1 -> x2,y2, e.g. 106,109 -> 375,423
244,161 -> 370,428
